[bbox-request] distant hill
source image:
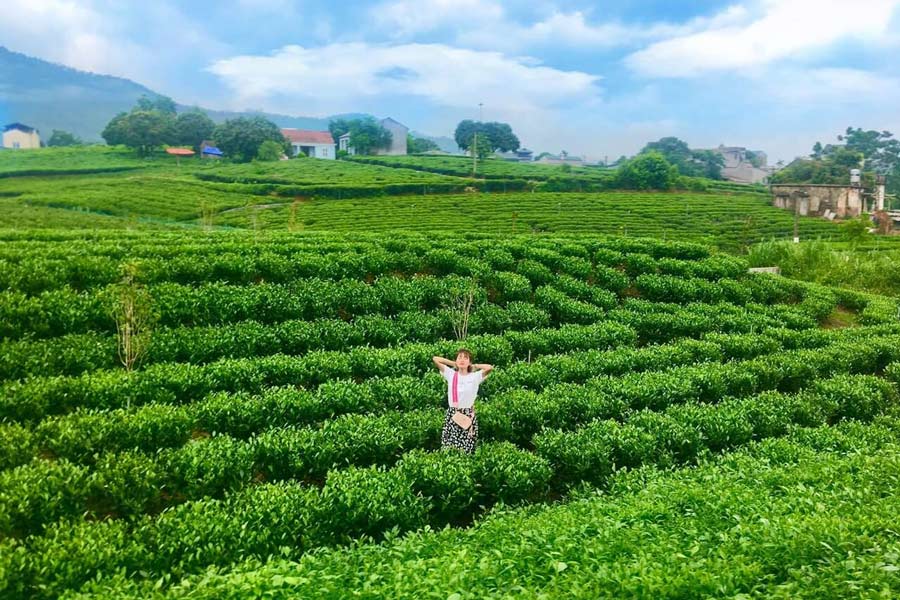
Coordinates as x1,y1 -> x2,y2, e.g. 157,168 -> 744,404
0,46 -> 162,142
0,46 -> 452,149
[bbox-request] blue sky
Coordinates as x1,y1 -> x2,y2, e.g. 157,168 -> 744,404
2,0 -> 900,161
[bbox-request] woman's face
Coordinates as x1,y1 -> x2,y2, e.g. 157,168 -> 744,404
455,353 -> 471,370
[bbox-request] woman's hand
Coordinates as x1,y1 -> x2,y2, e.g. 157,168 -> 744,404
474,363 -> 494,378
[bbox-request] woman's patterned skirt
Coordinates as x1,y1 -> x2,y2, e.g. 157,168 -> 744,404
441,406 -> 478,454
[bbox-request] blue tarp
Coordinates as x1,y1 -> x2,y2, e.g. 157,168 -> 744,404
202,146 -> 223,156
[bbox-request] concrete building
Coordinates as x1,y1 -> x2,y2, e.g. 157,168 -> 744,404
281,129 -> 335,159
771,184 -> 863,219
708,145 -> 775,184
2,123 -> 41,149
339,118 -> 408,156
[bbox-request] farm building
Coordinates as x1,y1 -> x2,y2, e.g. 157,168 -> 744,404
2,123 -> 41,149
281,129 -> 335,159
339,118 -> 408,156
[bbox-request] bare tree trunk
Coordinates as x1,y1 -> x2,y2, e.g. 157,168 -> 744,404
110,264 -> 155,374
449,281 -> 478,341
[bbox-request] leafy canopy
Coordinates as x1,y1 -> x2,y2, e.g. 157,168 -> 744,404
213,116 -> 287,163
454,120 -> 520,154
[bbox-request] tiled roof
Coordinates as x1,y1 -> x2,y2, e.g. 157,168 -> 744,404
281,129 -> 334,144
3,123 -> 36,133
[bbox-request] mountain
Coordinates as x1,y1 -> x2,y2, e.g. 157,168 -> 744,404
0,46 -> 164,142
0,47 -> 453,148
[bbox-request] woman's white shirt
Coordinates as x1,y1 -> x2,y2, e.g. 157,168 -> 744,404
442,367 -> 483,409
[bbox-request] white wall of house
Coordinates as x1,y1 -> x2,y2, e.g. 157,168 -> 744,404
2,128 -> 40,149
292,143 -> 334,159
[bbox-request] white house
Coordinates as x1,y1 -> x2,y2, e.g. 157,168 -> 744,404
2,123 -> 41,149
281,129 -> 335,159
339,117 -> 408,156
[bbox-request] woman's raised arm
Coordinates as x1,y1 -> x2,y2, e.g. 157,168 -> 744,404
474,363 -> 494,378
432,355 -> 455,372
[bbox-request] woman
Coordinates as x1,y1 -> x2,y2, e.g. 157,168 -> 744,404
432,349 -> 493,454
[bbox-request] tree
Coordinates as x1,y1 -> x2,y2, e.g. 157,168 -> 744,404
690,149 -> 726,179
640,137 -> 724,179
454,120 -> 520,154
47,129 -> 82,147
347,117 -> 392,155
174,110 -> 216,151
641,137 -> 692,165
136,94 -> 177,115
256,140 -> 283,161
328,118 -> 352,143
407,134 -> 439,154
811,141 -> 824,159
102,110 -> 176,156
213,116 -> 286,163
770,147 -> 864,186
615,152 -> 678,190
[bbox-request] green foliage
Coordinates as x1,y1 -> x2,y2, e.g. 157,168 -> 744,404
3,225 -> 900,599
327,117 -> 392,155
256,140 -> 284,162
349,117 -> 392,155
407,134 -> 439,154
135,94 -> 177,114
174,110 -> 215,151
640,137 -> 725,180
213,116 -> 286,163
454,120 -> 520,153
101,110 -> 175,156
46,130 -> 82,147
616,151 -> 679,190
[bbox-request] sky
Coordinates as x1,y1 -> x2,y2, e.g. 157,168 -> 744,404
2,0 -> 900,162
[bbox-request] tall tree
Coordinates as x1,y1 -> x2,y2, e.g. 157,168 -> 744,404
135,94 -> 177,115
174,110 -> 216,151
213,116 -> 287,163
347,117 -> 392,155
640,136 -> 724,180
102,110 -> 175,156
616,152 -> 679,190
454,120 -> 520,154
328,118 -> 352,143
47,129 -> 82,147
838,127 -> 900,174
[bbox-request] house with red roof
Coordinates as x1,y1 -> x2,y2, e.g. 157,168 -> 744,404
281,129 -> 335,159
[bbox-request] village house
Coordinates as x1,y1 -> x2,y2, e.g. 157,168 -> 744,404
339,118 -> 408,156
707,145 -> 776,184
281,129 -> 335,159
2,123 -> 41,149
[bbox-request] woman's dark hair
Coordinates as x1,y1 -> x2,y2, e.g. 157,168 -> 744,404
456,348 -> 474,373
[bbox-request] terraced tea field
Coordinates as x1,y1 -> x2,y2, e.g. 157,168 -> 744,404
2,230 -> 899,598
220,191 -> 844,251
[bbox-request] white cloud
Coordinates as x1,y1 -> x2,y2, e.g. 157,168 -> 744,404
626,0 -> 900,77
0,0 -> 229,94
461,6 -> 751,51
371,1 -> 752,53
206,42 -> 602,115
372,0 -> 504,37
758,67 -> 900,104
